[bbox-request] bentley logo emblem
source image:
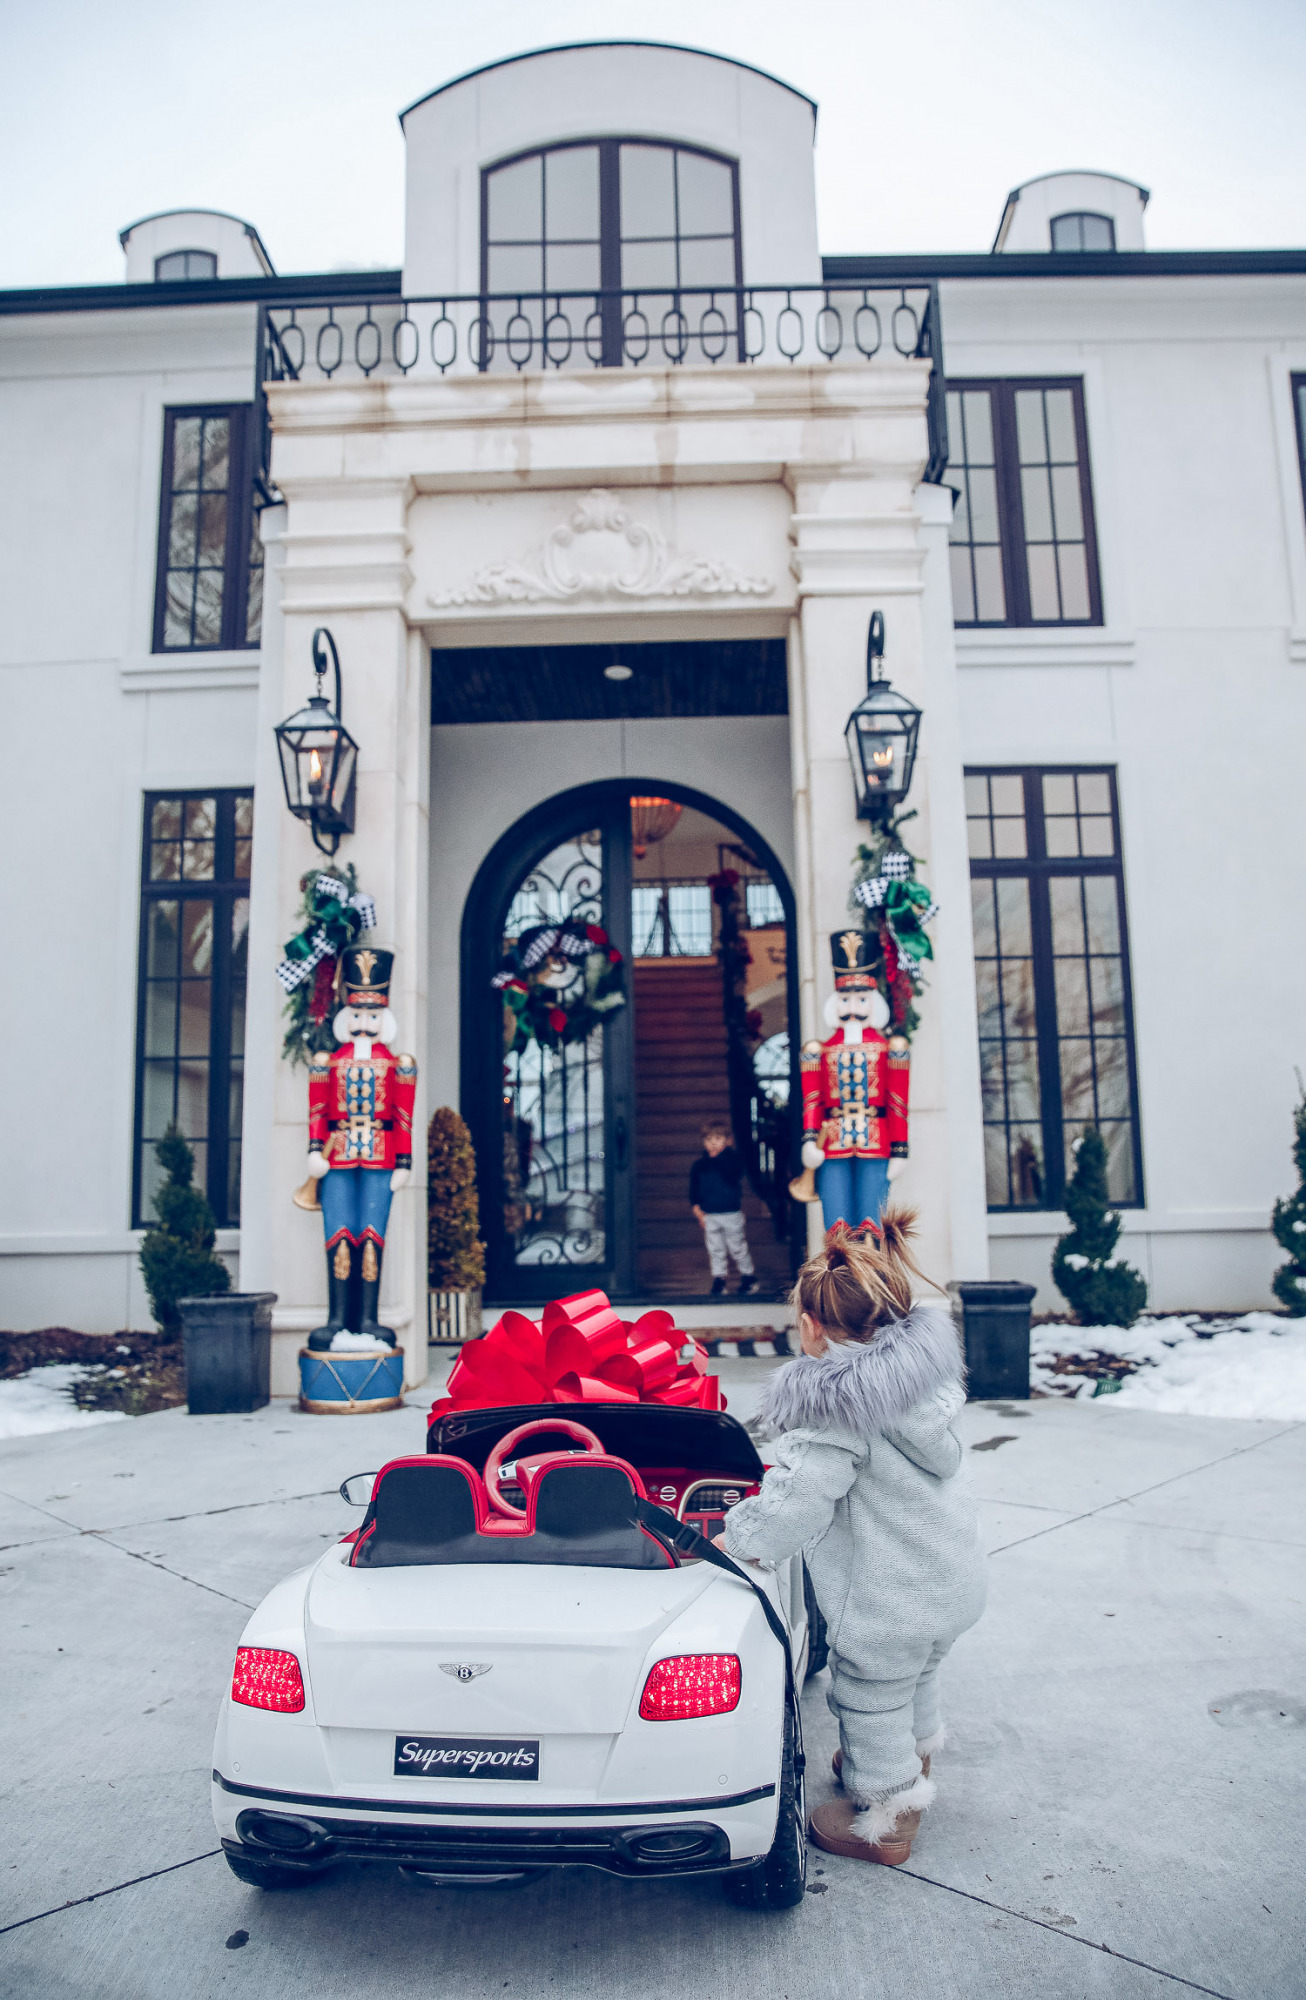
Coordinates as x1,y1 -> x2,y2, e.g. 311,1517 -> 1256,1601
440,1662 -> 492,1682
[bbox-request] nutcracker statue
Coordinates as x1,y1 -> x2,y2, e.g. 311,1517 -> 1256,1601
794,930 -> 909,1233
303,947 -> 416,1349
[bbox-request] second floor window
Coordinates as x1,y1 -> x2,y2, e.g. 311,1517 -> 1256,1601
482,139 -> 740,369
153,405 -> 263,651
967,767 -> 1143,1213
944,378 -> 1102,627
483,139 -> 740,300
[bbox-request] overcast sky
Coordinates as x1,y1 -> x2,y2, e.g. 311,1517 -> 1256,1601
2,0 -> 1302,288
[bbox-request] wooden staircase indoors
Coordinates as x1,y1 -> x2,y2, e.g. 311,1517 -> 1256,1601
633,960 -> 791,1299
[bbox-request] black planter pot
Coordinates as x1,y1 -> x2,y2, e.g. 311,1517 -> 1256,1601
955,1280 -> 1035,1401
179,1292 -> 277,1415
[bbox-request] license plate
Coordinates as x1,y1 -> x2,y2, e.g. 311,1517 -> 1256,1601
394,1735 -> 539,1780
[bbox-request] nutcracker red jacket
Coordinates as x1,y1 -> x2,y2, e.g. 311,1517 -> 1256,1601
307,1044 -> 416,1172
800,1028 -> 910,1161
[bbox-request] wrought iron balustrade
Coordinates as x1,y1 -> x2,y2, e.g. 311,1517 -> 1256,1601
254,282 -> 949,490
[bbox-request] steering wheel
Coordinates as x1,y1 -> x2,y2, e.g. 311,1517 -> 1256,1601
483,1417 -> 606,1517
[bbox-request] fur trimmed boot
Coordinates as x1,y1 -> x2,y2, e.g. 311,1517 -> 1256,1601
809,1776 -> 935,1867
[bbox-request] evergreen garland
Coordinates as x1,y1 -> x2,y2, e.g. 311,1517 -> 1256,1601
1052,1127 -> 1148,1328
428,1107 -> 486,1293
1270,1076 -> 1306,1314
846,809 -> 938,1042
278,865 -> 376,1067
138,1126 -> 231,1335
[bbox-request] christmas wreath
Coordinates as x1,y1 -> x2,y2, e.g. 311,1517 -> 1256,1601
493,919 -> 625,1055
276,866 -> 378,1065
848,813 -> 938,1042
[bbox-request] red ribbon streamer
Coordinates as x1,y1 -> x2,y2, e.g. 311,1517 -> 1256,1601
430,1290 -> 724,1416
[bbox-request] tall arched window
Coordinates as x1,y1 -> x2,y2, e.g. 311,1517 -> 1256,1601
1049,212 -> 1115,253
482,140 -> 741,365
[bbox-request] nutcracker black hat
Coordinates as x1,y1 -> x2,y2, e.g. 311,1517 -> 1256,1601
829,928 -> 880,991
341,945 -> 394,1006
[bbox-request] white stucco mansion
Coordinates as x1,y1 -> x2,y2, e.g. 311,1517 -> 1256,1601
5,40 -> 1306,1392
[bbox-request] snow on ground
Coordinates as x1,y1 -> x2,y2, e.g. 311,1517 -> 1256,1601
1032,1313 -> 1306,1418
0,1364 -> 129,1440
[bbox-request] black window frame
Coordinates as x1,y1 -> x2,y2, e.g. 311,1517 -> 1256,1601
132,789 -> 252,1231
1290,374 -> 1306,532
945,377 -> 1104,628
151,403 -> 263,653
480,137 -> 743,367
154,249 -> 218,281
1049,212 -> 1116,253
967,764 -> 1144,1214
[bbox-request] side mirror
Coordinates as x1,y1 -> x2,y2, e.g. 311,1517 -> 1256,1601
339,1472 -> 377,1507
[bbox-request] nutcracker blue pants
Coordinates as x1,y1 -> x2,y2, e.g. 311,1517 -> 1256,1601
818,1157 -> 890,1233
322,1166 -> 393,1249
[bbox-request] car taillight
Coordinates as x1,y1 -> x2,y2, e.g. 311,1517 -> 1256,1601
639,1654 -> 741,1721
231,1647 -> 306,1712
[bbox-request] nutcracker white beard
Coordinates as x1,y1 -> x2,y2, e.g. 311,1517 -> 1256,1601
332,1005 -> 398,1048
823,988 -> 890,1038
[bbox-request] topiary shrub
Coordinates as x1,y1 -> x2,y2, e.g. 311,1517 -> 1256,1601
428,1107 -> 486,1292
1270,1080 -> 1306,1314
138,1126 -> 231,1334
1052,1127 -> 1148,1328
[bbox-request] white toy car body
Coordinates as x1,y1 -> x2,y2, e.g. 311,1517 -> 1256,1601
212,1401 -> 823,1908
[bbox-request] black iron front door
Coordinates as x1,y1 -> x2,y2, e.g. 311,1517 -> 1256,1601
463,789 -> 635,1303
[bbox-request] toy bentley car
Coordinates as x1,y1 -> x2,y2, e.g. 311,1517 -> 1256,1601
212,1399 -> 827,1909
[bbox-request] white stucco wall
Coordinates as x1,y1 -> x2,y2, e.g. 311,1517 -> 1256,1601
401,42 -> 821,298
942,271 -> 1306,1308
0,304 -> 260,1329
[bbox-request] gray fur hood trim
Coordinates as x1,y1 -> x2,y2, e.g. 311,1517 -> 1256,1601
760,1304 -> 963,1438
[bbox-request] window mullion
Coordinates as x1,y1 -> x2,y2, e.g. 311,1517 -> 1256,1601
995,387 -> 1031,625
598,140 -> 623,366
220,407 -> 247,651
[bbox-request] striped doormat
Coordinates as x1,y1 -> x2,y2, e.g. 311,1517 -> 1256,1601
695,1330 -> 794,1360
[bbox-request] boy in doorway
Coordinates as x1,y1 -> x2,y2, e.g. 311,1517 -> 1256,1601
689,1120 -> 758,1297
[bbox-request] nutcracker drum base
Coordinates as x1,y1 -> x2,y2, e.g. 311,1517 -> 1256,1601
321,1165 -> 394,1250
818,1156 -> 890,1232
298,1346 -> 405,1414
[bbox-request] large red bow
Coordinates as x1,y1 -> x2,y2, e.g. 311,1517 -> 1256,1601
430,1290 -> 724,1416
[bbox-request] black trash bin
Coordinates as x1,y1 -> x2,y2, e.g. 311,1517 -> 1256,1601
955,1280 -> 1035,1401
180,1292 -> 277,1415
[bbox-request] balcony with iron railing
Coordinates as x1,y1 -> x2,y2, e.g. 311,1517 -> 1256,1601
254,281 -> 949,494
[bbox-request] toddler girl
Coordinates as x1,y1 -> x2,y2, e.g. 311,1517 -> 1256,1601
721,1213 -> 985,1866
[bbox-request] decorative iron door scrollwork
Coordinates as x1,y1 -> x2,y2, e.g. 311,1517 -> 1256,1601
501,831 -> 609,1269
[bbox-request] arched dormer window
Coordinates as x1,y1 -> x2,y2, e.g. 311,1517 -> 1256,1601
1049,212 -> 1115,253
482,140 -> 740,365
154,249 -> 219,281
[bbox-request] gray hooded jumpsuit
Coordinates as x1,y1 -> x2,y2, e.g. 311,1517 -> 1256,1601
722,1304 -> 986,1806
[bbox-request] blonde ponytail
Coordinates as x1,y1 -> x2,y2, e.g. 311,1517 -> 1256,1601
792,1209 -> 943,1344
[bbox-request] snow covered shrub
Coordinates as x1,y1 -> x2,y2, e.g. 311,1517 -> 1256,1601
1052,1127 -> 1148,1328
1270,1083 -> 1306,1315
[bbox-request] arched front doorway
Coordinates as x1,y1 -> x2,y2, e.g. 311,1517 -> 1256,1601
461,779 -> 802,1303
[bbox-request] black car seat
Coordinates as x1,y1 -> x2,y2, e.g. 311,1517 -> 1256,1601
351,1456 -> 493,1567
524,1455 -> 677,1569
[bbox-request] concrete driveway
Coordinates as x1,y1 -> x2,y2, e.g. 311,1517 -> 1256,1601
1,1363 -> 1302,2000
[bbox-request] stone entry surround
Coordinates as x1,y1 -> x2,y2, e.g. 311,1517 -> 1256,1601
238,363 -> 989,1396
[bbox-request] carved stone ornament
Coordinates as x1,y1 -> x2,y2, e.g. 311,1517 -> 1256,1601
429,489 -> 773,607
